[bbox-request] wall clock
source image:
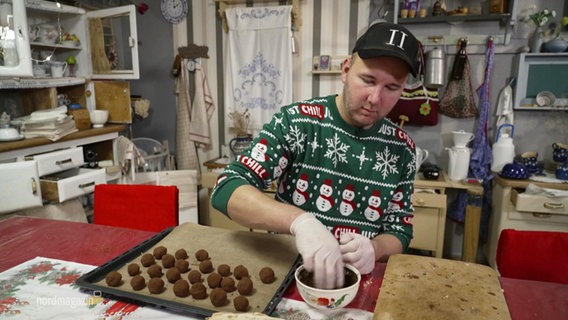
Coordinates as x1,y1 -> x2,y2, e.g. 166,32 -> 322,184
161,0 -> 188,24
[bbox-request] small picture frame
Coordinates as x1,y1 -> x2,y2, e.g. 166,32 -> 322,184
330,57 -> 344,71
318,55 -> 330,71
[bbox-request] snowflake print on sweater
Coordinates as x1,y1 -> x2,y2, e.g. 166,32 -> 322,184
212,95 -> 416,250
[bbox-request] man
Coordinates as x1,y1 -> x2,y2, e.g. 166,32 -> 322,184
211,22 -> 420,290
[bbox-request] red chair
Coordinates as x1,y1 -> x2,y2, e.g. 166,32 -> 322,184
93,184 -> 179,232
496,229 -> 568,284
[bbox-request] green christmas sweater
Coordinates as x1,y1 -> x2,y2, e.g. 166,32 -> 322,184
211,95 -> 417,250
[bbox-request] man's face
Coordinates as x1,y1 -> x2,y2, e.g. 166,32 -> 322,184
338,54 -> 409,129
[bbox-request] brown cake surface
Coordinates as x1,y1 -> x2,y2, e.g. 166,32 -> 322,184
173,279 -> 190,297
233,295 -> 249,312
210,287 -> 228,307
153,246 -> 167,259
130,275 -> 146,291
148,277 -> 165,294
105,271 -> 122,287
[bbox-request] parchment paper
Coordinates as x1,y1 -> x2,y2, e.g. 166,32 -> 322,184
95,222 -> 299,314
374,254 -> 511,320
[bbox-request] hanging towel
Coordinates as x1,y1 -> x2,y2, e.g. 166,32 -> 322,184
175,59 -> 199,171
116,136 -> 145,182
188,63 -> 215,148
224,6 -> 293,133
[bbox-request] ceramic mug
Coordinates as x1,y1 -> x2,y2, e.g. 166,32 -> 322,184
520,151 -> 539,173
416,147 -> 429,172
50,61 -> 67,78
556,163 -> 568,180
552,142 -> 568,163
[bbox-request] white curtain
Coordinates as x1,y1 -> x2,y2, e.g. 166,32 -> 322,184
224,6 -> 293,133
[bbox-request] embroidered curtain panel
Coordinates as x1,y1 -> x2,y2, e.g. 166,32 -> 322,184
224,6 -> 293,133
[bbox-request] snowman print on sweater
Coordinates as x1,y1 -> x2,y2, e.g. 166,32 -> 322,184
364,190 -> 382,221
251,138 -> 269,162
339,184 -> 356,216
316,179 -> 334,212
387,188 -> 404,211
292,173 -> 309,206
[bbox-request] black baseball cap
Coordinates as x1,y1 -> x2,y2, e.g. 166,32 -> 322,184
352,22 -> 420,76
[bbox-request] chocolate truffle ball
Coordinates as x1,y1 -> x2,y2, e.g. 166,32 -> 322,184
173,279 -> 190,297
233,295 -> 250,312
175,248 -> 188,260
195,249 -> 209,261
127,263 -> 141,276
140,253 -> 155,267
237,277 -> 254,295
105,271 -> 122,287
161,254 -> 176,268
175,259 -> 190,273
148,277 -> 165,294
166,267 -> 181,283
187,270 -> 202,284
130,275 -> 146,291
199,260 -> 214,274
147,264 -> 163,278
153,246 -> 167,259
190,282 -> 207,299
221,277 -> 236,292
233,265 -> 249,280
217,264 -> 231,276
207,272 -> 222,288
210,287 -> 228,307
259,267 -> 276,284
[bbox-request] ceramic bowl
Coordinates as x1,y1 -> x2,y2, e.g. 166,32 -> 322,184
89,110 -> 108,128
0,127 -> 20,140
295,264 -> 361,311
500,162 -> 529,180
536,91 -> 556,107
543,39 -> 568,53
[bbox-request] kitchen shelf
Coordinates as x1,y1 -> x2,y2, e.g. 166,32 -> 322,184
0,77 -> 85,89
398,13 -> 511,25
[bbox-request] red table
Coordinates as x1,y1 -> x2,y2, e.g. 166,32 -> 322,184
0,216 -> 566,319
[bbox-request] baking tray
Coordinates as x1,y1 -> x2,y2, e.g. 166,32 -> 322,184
76,223 -> 301,317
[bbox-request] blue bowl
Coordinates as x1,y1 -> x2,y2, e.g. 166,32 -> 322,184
500,163 -> 529,180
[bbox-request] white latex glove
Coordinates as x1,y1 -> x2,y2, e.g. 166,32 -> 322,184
339,232 -> 375,275
290,213 -> 344,289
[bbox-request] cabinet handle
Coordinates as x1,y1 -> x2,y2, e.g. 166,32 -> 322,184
78,181 -> 95,188
532,213 -> 552,218
543,202 -> 564,209
55,158 -> 73,165
31,178 -> 37,195
415,198 -> 426,206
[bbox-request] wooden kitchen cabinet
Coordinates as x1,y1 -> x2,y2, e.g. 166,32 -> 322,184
0,0 -> 139,81
484,176 -> 568,268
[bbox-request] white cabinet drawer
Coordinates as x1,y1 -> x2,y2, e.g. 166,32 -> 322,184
25,147 -> 85,176
511,189 -> 568,215
413,192 -> 446,209
40,168 -> 105,203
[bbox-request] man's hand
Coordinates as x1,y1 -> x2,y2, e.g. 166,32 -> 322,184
339,232 -> 375,274
290,213 -> 344,289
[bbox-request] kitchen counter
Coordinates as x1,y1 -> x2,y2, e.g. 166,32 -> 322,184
0,216 -> 566,319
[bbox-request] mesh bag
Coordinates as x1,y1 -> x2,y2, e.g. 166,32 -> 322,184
439,41 -> 478,118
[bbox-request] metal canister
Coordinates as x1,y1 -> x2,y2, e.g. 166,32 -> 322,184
424,47 -> 445,88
